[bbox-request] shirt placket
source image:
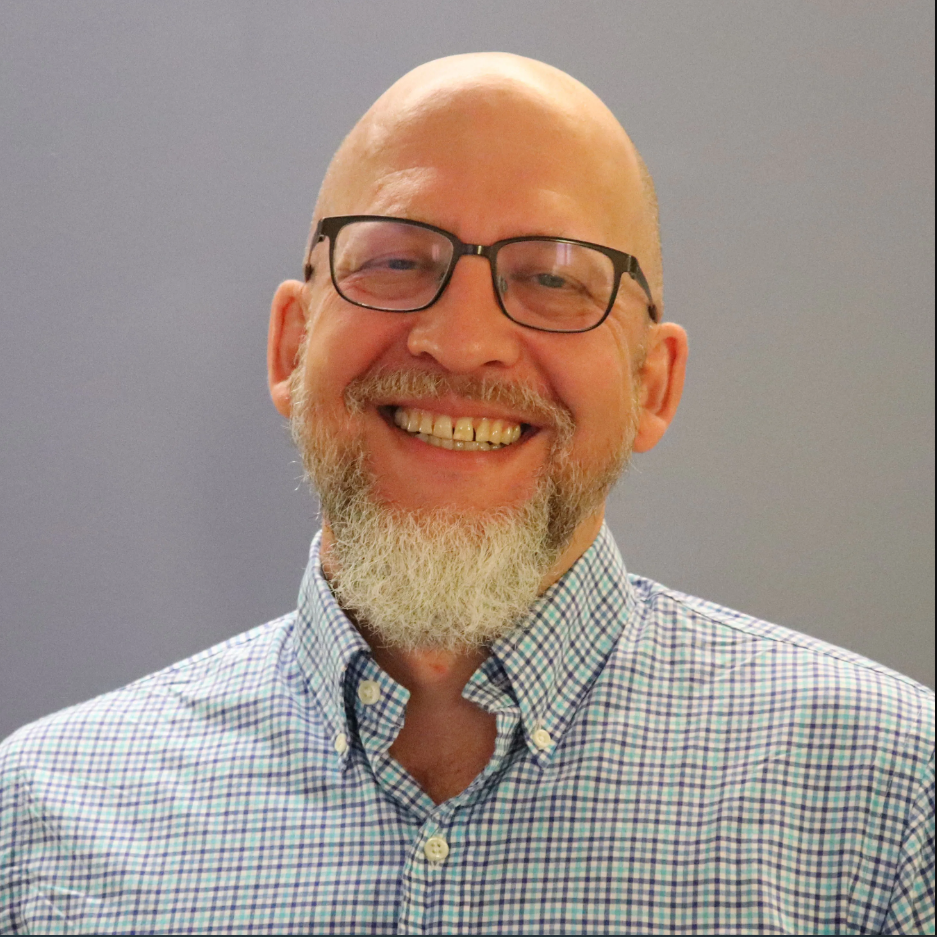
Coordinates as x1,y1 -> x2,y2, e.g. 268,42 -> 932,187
394,801 -> 457,935
393,715 -> 524,935
347,654 -> 524,934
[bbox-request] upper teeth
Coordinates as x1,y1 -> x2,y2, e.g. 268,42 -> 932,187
393,407 -> 523,450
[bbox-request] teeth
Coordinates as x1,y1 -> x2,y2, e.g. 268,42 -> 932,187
432,414 -> 453,440
453,417 -> 474,442
417,433 -> 492,452
393,408 -> 525,450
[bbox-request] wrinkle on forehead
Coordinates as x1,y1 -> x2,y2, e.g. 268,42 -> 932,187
314,53 -> 662,308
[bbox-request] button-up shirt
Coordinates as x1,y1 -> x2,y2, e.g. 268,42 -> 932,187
1,525 -> 933,934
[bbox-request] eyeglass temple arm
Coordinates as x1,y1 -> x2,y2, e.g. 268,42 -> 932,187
303,221 -> 327,281
626,257 -> 659,323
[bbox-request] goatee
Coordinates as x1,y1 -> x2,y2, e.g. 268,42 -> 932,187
290,368 -> 635,651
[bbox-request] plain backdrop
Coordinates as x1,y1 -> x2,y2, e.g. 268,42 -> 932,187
1,1 -> 933,740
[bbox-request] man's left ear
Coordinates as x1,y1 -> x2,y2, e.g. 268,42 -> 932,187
267,279 -> 307,418
632,323 -> 688,452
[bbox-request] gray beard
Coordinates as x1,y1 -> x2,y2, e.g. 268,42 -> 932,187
290,368 -> 635,651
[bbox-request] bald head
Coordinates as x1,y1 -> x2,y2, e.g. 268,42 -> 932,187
312,53 -> 662,311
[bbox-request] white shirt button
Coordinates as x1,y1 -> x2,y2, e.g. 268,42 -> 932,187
424,835 -> 450,863
357,680 -> 381,705
532,728 -> 553,750
333,732 -> 348,754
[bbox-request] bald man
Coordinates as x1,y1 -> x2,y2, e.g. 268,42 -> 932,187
1,55 -> 932,936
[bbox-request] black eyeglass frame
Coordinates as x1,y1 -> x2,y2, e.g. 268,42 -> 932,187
304,214 -> 659,332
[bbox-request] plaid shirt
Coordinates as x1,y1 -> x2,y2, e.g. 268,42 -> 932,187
1,524 -> 933,935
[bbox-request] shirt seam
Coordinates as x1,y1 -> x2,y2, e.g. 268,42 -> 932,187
640,581 -> 934,696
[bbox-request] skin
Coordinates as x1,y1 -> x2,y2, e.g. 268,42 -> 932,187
268,54 -> 688,803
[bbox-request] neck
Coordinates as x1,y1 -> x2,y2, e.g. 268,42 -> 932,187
363,636 -> 490,705
538,508 -> 604,594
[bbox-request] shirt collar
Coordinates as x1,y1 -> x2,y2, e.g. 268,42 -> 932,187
484,522 -> 635,758
293,532 -> 370,747
293,522 -> 634,761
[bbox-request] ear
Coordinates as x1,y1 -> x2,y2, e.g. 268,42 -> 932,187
632,322 -> 688,453
267,280 -> 307,417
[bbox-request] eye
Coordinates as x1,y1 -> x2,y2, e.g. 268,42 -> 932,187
359,254 -> 423,272
385,257 -> 419,271
535,272 -> 568,289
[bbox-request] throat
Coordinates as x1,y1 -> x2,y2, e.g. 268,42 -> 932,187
369,638 -> 498,803
389,697 -> 497,804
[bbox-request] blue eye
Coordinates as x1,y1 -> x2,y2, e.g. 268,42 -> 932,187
386,258 -> 418,270
535,273 -> 568,289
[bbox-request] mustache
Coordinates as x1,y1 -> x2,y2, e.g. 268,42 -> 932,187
343,369 -> 575,443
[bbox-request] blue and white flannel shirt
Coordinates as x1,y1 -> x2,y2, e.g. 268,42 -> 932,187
1,524 -> 933,934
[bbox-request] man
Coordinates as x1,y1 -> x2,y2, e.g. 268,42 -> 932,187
0,53 -> 932,935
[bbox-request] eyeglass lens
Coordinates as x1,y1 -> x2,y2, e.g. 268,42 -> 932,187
331,220 -> 618,331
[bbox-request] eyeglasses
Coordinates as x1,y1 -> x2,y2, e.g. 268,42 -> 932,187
304,215 -> 658,333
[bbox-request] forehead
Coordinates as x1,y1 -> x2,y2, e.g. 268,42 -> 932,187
324,81 -> 645,251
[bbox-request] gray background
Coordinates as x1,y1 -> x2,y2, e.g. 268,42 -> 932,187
1,1 -> 933,740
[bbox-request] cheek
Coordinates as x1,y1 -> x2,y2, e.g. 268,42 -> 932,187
301,301 -> 405,401
537,338 -> 635,453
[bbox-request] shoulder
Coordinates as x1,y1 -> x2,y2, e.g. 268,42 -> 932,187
0,613 -> 316,930
0,613 -> 300,785
620,573 -> 934,753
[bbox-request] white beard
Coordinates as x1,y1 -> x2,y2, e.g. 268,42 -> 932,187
290,367 -> 636,651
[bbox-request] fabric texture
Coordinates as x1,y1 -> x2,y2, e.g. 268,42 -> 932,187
1,524 -> 933,935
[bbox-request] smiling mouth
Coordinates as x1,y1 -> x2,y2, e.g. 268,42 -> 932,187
384,406 -> 529,451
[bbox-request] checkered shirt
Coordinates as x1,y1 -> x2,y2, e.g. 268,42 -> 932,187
1,524 -> 933,934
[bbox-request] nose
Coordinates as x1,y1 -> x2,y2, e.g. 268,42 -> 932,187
405,255 -> 523,372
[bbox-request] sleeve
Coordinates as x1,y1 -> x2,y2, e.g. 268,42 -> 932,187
882,749 -> 935,935
0,736 -> 28,935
